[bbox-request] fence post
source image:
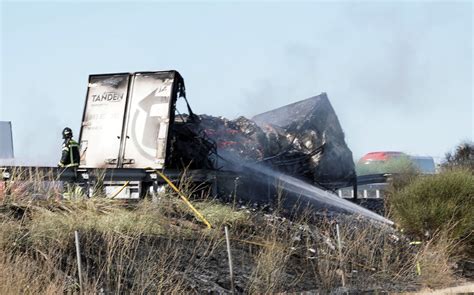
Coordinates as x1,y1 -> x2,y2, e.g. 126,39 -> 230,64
224,226 -> 235,294
336,224 -> 346,287
74,231 -> 83,293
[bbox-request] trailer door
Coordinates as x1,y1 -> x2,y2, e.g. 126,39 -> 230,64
121,72 -> 175,169
79,74 -> 130,168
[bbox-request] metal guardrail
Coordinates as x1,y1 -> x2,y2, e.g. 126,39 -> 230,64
332,173 -> 395,199
356,173 -> 394,186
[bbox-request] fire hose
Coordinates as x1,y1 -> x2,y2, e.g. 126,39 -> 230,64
152,169 -> 212,229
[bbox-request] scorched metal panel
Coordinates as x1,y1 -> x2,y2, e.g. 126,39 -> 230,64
79,74 -> 130,168
122,72 -> 175,168
0,121 -> 14,159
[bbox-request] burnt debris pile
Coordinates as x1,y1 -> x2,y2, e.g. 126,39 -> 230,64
193,93 -> 356,189
252,93 -> 355,188
165,93 -> 374,219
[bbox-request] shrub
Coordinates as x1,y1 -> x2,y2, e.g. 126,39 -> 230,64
442,141 -> 474,171
389,169 -> 473,252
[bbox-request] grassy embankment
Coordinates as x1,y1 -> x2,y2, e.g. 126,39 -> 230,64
1,161 -> 472,293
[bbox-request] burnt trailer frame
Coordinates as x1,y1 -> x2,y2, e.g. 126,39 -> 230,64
0,166 -> 231,199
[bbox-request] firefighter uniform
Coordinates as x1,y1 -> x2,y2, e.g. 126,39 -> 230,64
58,128 -> 80,168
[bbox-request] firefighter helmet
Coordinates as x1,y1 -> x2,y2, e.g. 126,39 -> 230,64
62,127 -> 73,139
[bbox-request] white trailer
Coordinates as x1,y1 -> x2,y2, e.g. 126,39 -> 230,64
77,71 -> 198,198
79,71 -> 188,170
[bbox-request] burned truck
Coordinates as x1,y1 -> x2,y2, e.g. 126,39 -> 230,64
76,71 -> 216,198
2,70 -> 390,223
79,71 -> 211,170
77,70 -> 355,194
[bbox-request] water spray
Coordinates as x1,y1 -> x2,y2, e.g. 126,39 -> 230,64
221,153 -> 393,225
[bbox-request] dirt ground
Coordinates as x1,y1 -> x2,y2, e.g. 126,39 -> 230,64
405,282 -> 474,294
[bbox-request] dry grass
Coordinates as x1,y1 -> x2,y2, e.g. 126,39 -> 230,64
0,251 -> 70,295
247,217 -> 295,293
414,229 -> 461,289
0,167 -> 465,293
300,216 -> 418,291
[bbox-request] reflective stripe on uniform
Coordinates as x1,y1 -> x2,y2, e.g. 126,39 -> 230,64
67,140 -> 79,166
69,140 -> 79,146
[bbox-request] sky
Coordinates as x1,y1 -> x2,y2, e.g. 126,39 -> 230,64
1,1 -> 473,166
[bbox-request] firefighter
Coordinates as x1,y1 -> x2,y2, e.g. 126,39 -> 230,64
58,127 -> 80,168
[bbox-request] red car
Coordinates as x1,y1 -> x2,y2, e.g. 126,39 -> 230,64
359,151 -> 436,174
359,151 -> 407,164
